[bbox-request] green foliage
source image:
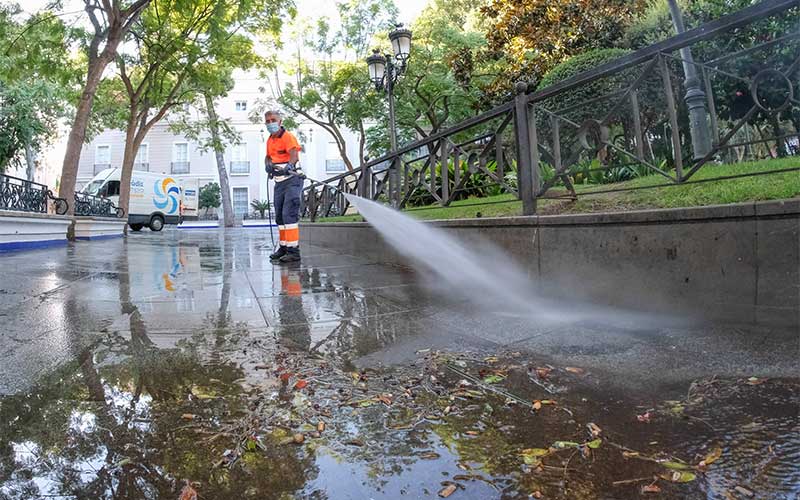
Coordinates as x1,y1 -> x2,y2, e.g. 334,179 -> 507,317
199,182 -> 221,213
536,48 -> 632,113
0,81 -> 60,172
250,199 -> 271,218
0,4 -> 83,170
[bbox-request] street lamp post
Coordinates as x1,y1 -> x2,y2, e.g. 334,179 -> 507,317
666,0 -> 712,165
366,24 -> 411,208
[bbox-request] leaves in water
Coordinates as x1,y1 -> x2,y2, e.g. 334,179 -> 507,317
294,379 -> 308,390
521,448 -> 550,464
483,374 -> 506,384
746,376 -> 767,385
661,460 -> 691,470
179,484 -> 198,500
534,367 -> 551,379
565,366 -> 585,375
662,471 -> 697,483
421,451 -> 441,460
438,484 -> 458,497
181,414 -> 195,420
552,441 -> 580,449
698,447 -> 722,467
642,484 -> 661,493
532,400 -> 542,411
587,438 -> 602,449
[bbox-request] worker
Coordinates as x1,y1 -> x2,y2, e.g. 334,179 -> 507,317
264,109 -> 304,263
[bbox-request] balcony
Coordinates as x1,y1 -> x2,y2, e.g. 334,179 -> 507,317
230,160 -> 250,174
133,162 -> 149,172
171,161 -> 190,174
93,163 -> 111,175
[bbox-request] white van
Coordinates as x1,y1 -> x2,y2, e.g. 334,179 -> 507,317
83,168 -> 199,231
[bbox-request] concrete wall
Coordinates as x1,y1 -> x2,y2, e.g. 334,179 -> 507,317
0,211 -> 72,251
302,199 -> 800,328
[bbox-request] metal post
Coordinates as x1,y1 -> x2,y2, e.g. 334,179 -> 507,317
513,82 -> 536,215
667,0 -> 712,160
386,63 -> 401,209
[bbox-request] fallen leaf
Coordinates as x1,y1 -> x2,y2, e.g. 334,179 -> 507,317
534,367 -> 552,379
317,421 -> 325,433
661,460 -> 691,471
642,484 -> 661,493
465,430 -> 480,436
746,377 -> 766,385
421,451 -> 441,460
565,367 -> 584,375
483,374 -> 506,384
377,394 -> 393,406
553,441 -> 580,449
532,400 -> 542,411
587,422 -> 602,437
531,491 -> 543,499
661,471 -> 697,483
280,372 -> 291,383
438,484 -> 458,497
293,433 -> 304,444
294,379 -> 308,390
622,451 -> 640,458
484,356 -> 499,363
181,414 -> 195,420
521,448 -> 550,464
179,484 -> 198,500
637,412 -> 652,423
540,399 -> 557,405
699,447 -> 722,467
734,486 -> 754,497
587,438 -> 602,449
345,438 -> 364,447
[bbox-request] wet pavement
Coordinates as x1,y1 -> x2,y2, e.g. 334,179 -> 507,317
0,228 -> 797,499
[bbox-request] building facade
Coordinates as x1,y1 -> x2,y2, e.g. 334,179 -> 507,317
77,72 -> 361,217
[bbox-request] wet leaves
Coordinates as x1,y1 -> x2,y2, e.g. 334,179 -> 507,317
586,438 -> 602,449
564,366 -> 585,375
587,422 -> 602,437
641,484 -> 661,493
482,374 -> 506,384
438,483 -> 458,497
637,411 -> 652,423
421,451 -> 441,460
661,470 -> 697,483
179,483 -> 198,500
181,414 -> 196,420
293,379 -> 308,390
521,447 -> 550,464
746,376 -> 767,385
698,447 -> 722,467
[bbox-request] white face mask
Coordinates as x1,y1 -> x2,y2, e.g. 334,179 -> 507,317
266,122 -> 281,134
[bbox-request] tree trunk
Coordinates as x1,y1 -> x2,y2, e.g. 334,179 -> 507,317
205,93 -> 235,227
59,59 -> 109,213
24,142 -> 35,181
118,113 -> 139,232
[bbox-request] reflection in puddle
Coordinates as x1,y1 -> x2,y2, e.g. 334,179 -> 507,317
1,232 -> 798,499
1,324 -> 798,499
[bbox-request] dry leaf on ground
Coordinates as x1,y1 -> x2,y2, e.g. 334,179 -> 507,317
438,484 -> 458,497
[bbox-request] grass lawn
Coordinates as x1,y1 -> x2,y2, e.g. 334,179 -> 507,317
310,158 -> 800,222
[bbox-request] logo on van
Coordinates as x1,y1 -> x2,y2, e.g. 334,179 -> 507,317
153,177 -> 180,214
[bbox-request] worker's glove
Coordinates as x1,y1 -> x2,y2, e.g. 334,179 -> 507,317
264,157 -> 275,178
288,163 -> 306,180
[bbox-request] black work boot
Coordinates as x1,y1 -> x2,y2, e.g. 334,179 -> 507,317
270,246 -> 287,261
279,247 -> 301,263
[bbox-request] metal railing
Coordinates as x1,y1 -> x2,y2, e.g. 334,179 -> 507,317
303,0 -> 799,219
0,174 -> 68,215
171,161 -> 190,174
73,191 -> 124,218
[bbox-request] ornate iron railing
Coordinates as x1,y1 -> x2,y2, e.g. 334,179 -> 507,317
73,192 -> 124,218
303,0 -> 799,219
0,173 -> 68,215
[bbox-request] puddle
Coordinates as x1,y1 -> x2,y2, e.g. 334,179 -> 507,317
0,320 -> 797,500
